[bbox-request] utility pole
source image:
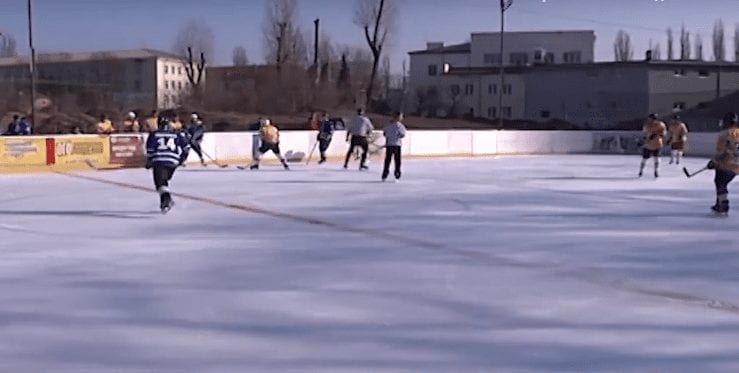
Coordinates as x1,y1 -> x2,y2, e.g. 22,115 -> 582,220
313,18 -> 320,86
498,0 -> 513,129
27,0 -> 37,125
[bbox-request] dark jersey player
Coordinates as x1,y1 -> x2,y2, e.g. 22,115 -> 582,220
145,110 -> 190,213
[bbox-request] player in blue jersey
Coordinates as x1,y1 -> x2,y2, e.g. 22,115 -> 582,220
145,110 -> 190,213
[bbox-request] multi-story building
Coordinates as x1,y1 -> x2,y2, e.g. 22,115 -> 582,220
0,49 -> 196,111
408,30 -> 595,117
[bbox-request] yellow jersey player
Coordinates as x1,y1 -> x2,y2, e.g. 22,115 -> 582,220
96,114 -> 115,134
248,118 -> 289,170
707,112 -> 739,215
667,114 -> 689,165
639,113 -> 667,178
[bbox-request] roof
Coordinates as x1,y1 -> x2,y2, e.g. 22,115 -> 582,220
0,48 -> 184,67
444,60 -> 739,76
471,30 -> 595,36
408,42 -> 471,56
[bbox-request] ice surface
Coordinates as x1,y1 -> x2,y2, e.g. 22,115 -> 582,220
1,155 -> 738,373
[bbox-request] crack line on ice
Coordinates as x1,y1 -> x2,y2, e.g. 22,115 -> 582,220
57,171 -> 739,317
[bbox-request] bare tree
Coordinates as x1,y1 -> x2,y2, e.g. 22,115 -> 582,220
667,27 -> 674,60
232,46 -> 249,66
0,33 -> 17,57
614,30 -> 633,62
354,0 -> 397,106
381,56 -> 391,99
695,32 -> 704,61
712,19 -> 726,61
680,25 -> 691,60
173,19 -> 213,91
263,0 -> 308,69
735,24 -> 739,61
652,43 -> 662,60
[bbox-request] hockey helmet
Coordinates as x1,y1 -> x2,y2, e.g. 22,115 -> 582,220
259,118 -> 271,127
191,113 -> 199,121
647,113 -> 658,120
127,111 -> 136,119
720,112 -> 739,128
157,110 -> 177,130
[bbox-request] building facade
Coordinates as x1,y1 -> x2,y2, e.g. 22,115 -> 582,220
408,30 -> 596,117
0,49 -> 195,111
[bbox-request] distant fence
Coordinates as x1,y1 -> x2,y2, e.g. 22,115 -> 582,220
0,130 -> 719,173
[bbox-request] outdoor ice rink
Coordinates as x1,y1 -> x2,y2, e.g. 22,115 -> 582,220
1,154 -> 738,373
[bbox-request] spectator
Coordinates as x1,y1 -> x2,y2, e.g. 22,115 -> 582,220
71,126 -> 84,134
4,115 -> 21,136
16,117 -> 32,135
170,114 -> 183,131
122,111 -> 140,133
96,114 -> 115,134
308,112 -> 319,130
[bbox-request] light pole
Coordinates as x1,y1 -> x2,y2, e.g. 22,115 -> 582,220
498,0 -> 512,129
27,0 -> 37,125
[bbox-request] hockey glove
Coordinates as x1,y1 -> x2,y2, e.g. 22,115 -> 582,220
145,160 -> 152,169
707,160 -> 716,170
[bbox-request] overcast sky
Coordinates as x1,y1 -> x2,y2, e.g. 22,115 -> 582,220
0,0 -> 736,72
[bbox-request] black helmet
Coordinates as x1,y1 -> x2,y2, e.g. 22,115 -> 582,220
672,114 -> 681,120
648,113 -> 658,120
157,109 -> 177,130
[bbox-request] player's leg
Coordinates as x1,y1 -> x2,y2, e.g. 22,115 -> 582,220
393,146 -> 402,180
318,139 -> 329,164
153,166 -> 173,210
359,138 -> 369,170
638,148 -> 649,177
273,143 -> 289,170
653,149 -> 660,178
250,144 -> 268,170
344,137 -> 356,168
713,169 -> 736,213
381,146 -> 392,181
191,141 -> 205,165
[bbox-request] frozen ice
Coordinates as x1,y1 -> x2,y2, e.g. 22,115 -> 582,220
1,155 -> 738,372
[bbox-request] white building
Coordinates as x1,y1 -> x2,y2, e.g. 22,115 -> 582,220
0,49 -> 197,110
408,30 -> 595,118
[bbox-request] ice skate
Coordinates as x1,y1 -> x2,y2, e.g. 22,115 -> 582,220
250,164 -> 259,170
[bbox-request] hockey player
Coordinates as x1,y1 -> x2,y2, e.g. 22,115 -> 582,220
122,112 -> 140,133
145,110 -> 190,213
317,112 -> 334,164
186,113 -> 207,166
707,112 -> 739,215
382,112 -> 407,182
667,114 -> 689,165
249,118 -> 289,170
96,114 -> 115,134
638,113 -> 667,178
343,108 -> 374,170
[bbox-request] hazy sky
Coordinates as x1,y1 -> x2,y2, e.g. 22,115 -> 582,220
0,0 -> 737,72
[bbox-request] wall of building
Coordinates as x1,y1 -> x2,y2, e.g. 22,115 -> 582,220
470,31 -> 595,67
409,52 -> 472,96
524,66 -> 650,128
648,68 -> 739,116
156,58 -> 196,109
439,73 -> 526,119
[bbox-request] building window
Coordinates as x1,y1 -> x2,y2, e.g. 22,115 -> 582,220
164,80 -> 170,89
488,84 -> 497,95
178,66 -> 183,75
464,84 -> 474,95
563,51 -> 582,64
483,53 -> 502,65
428,64 -> 438,76
502,84 -> 512,95
540,110 -> 551,119
164,65 -> 169,74
443,63 -> 451,74
698,70 -> 710,78
509,52 -> 528,66
673,102 -> 686,111
178,81 -> 182,90
487,107 -> 497,118
673,69 -> 686,77
502,106 -> 512,118
450,84 -> 461,96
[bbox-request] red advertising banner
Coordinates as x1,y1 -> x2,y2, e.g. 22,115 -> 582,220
109,135 -> 145,167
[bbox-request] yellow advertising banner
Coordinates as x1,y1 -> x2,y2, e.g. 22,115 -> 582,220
53,135 -> 110,168
0,137 -> 48,168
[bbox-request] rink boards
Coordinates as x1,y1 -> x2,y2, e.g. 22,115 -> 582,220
0,129 -> 719,173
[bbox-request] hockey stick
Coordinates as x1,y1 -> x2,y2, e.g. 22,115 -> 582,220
306,141 -> 318,165
683,166 -> 708,178
200,149 -> 228,168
